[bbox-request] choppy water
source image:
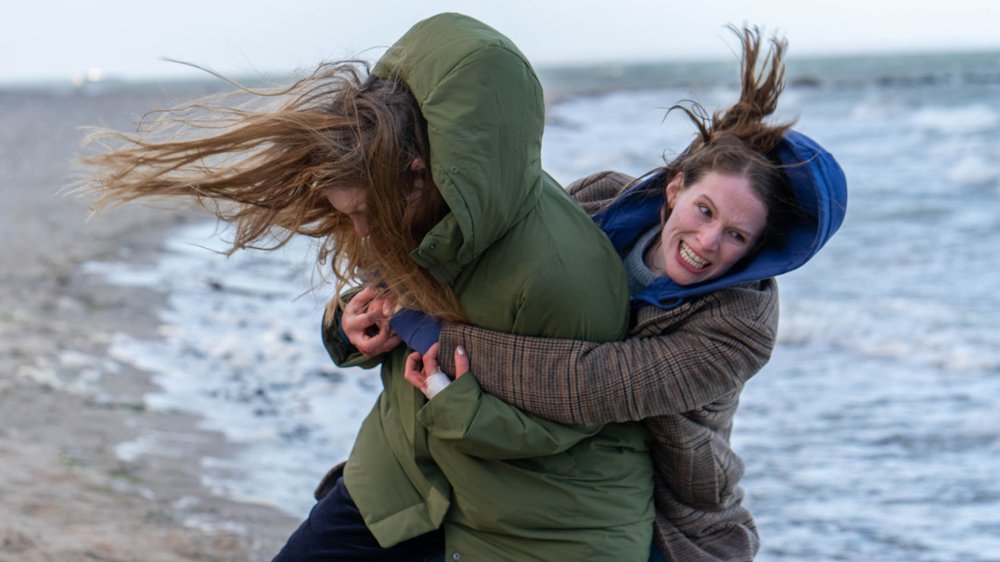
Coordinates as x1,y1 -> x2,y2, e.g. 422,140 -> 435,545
79,51 -> 1000,561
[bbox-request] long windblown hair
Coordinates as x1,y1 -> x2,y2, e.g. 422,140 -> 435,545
81,62 -> 466,321
658,26 -> 798,248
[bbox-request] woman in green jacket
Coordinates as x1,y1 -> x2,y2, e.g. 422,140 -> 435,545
85,12 -> 654,562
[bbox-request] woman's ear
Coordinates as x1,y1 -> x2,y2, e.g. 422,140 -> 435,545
409,157 -> 428,196
665,172 -> 685,208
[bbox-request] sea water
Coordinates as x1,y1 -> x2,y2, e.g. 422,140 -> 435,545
83,51 -> 1000,561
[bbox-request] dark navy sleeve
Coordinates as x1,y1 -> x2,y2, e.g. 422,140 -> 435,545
390,308 -> 443,354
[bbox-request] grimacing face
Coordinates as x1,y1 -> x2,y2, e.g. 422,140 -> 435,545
645,171 -> 768,286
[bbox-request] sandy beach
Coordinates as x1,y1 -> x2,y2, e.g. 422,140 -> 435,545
0,84 -> 299,561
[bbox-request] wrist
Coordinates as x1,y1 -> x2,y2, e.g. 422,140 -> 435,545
425,370 -> 452,399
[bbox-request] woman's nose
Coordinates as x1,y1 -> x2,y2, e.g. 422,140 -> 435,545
352,217 -> 369,237
697,224 -> 722,251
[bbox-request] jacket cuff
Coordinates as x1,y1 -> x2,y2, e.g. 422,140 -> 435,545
416,375 -> 482,438
436,322 -> 467,375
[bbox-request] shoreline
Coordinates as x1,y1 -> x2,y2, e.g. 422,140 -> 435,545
1,205 -> 299,561
0,86 -> 298,561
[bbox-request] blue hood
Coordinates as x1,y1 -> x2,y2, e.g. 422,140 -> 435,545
593,130 -> 848,309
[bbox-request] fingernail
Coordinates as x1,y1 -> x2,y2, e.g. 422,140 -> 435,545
456,345 -> 466,356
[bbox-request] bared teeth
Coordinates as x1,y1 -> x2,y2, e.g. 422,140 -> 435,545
680,242 -> 708,269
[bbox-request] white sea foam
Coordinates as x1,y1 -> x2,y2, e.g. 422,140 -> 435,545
945,155 -> 1000,187
91,221 -> 381,516
115,434 -> 156,463
778,294 -> 1000,374
848,95 -> 905,121
15,349 -> 119,401
909,104 -> 1000,135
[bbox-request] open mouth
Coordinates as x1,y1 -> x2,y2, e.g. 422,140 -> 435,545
679,241 -> 709,270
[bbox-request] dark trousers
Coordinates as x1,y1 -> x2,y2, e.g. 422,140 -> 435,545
273,476 -> 668,561
272,476 -> 444,562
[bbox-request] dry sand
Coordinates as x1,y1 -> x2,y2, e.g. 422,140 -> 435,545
0,84 -> 299,561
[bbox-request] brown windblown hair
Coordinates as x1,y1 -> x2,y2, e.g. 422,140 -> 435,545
81,62 -> 466,322
658,26 -> 798,248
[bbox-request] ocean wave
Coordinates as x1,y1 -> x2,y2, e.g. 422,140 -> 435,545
910,105 -> 1000,135
847,96 -> 906,121
87,222 -> 378,516
945,155 -> 1000,187
777,297 -> 1000,374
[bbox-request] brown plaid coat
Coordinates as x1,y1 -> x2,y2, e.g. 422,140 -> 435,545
438,171 -> 778,562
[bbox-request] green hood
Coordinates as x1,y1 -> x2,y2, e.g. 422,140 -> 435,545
373,13 -> 545,284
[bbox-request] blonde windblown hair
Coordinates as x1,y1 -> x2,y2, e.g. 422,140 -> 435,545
82,61 -> 466,322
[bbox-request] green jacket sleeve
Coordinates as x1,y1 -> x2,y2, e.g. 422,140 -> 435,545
416,374 -> 602,459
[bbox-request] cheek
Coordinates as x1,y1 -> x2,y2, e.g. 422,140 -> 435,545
660,213 -> 681,237
722,244 -> 753,267
658,223 -> 677,256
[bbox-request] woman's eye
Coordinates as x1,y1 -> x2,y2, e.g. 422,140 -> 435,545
730,231 -> 747,244
698,204 -> 711,217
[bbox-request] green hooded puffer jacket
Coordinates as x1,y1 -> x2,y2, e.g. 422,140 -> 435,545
323,13 -> 654,561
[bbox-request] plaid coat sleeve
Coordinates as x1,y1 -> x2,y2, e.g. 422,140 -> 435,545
436,170 -> 779,426
565,170 -> 636,214
438,283 -> 777,425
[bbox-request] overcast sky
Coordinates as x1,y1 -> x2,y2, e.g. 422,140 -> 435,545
3,0 -> 999,83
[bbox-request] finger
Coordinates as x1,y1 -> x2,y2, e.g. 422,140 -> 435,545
373,312 -> 393,333
358,334 -> 386,356
404,369 -> 426,393
367,295 -> 394,319
361,325 -> 393,349
366,295 -> 386,317
382,334 -> 402,351
347,286 -> 378,314
345,309 -> 385,338
341,313 -> 372,349
357,285 -> 380,300
422,343 -> 441,375
364,339 -> 401,356
343,321 -> 375,347
379,293 -> 400,318
342,310 -> 372,329
404,352 -> 427,391
454,345 -> 470,379
404,351 -> 422,377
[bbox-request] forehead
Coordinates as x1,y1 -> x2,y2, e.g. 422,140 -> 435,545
686,172 -> 767,232
324,186 -> 367,213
